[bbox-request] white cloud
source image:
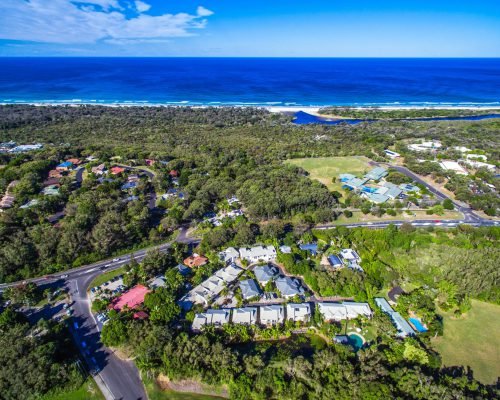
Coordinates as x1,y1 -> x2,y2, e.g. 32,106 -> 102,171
0,0 -> 214,44
197,6 -> 214,17
134,1 -> 151,13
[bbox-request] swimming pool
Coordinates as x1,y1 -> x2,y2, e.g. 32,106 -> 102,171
348,333 -> 365,351
409,317 -> 428,332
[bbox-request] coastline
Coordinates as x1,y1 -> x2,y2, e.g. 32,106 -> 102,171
1,101 -> 500,113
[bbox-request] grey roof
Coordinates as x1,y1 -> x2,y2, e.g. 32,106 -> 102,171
279,245 -> 292,254
365,167 -> 388,181
375,297 -> 415,337
364,192 -> 389,204
240,279 -> 261,299
344,177 -> 369,189
275,277 -> 304,297
254,265 -> 278,283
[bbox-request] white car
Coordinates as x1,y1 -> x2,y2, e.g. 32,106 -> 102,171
112,258 -> 120,262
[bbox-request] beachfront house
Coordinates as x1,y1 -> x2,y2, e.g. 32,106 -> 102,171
375,297 -> 415,338
232,307 -> 258,325
259,305 -> 284,325
286,303 -> 311,323
239,245 -> 277,263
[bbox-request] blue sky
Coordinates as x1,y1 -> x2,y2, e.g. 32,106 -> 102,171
0,0 -> 499,57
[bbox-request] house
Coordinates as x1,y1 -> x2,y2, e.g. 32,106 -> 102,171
339,249 -> 360,263
110,166 -> 126,175
299,243 -> 318,256
48,169 -> 64,179
169,170 -> 179,177
9,143 -> 43,153
123,195 -> 139,203
382,182 -> 403,199
20,199 -> 39,209
464,160 -> 496,172
56,161 -> 73,171
192,309 -> 230,331
42,185 -> 60,196
375,297 -> 415,338
240,279 -> 261,300
239,245 -> 277,263
275,277 -> 304,298
279,245 -> 292,254
232,307 -> 257,325
327,255 -> 343,268
67,158 -> 82,165
145,159 -> 155,166
112,285 -> 150,311
259,305 -> 284,325
384,149 -> 400,158
133,311 -> 149,320
127,174 -> 140,182
219,247 -> 240,264
439,160 -> 468,175
227,195 -> 240,205
253,265 -> 279,285
121,181 -> 138,191
399,183 -> 420,193
334,335 -> 350,344
184,254 -> 209,268
42,177 -> 60,187
364,167 -> 388,181
91,163 -> 107,175
286,303 -> 311,323
452,146 -> 471,153
150,275 -> 166,289
408,141 -> 442,152
317,302 -> 371,321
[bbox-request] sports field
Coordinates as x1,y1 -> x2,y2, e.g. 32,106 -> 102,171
432,300 -> 500,384
286,156 -> 372,192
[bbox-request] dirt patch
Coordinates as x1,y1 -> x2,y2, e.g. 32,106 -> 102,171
157,374 -> 229,398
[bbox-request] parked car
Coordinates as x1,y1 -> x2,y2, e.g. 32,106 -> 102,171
112,258 -> 120,262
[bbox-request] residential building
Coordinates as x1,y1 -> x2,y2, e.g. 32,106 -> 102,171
176,264 -> 191,276
121,181 -> 138,191
56,161 -> 73,171
150,275 -> 166,289
192,309 -> 230,331
91,163 -> 107,175
286,303 -> 311,323
375,297 -> 415,338
112,285 -> 150,311
110,166 -> 126,175
42,185 -> 60,196
327,255 -> 343,268
48,169 -> 63,178
317,302 -> 371,321
227,195 -> 240,205
339,249 -> 360,263
364,167 -> 388,181
275,277 -> 304,298
439,160 -> 468,175
408,141 -> 442,152
239,245 -> 277,263
382,182 -> 403,199
464,160 -> 496,172
259,305 -> 284,325
67,158 -> 82,165
279,245 -> 292,254
299,243 -> 318,256
232,307 -> 258,325
219,247 -> 240,264
240,279 -> 261,300
399,183 -> 420,193
9,143 -> 43,153
384,149 -> 400,158
254,265 -> 279,285
183,254 -> 209,268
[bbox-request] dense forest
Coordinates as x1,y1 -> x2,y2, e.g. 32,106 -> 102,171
0,308 -> 86,400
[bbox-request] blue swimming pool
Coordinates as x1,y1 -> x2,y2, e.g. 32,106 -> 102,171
348,334 -> 364,351
409,318 -> 428,332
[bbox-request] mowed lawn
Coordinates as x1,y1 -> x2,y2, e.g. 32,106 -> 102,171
286,156 -> 372,192
432,300 -> 500,384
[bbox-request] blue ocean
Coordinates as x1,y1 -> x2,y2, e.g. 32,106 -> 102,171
0,58 -> 499,107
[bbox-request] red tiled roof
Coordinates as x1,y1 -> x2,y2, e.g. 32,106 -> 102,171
133,311 -> 149,320
112,284 -> 150,311
110,166 -> 125,175
183,255 -> 208,268
67,158 -> 82,165
169,170 -> 179,177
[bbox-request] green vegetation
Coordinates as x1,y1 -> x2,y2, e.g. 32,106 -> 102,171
88,266 -> 126,289
318,107 -> 497,119
41,378 -> 104,400
143,377 -> 225,400
432,300 -> 500,384
286,156 -> 371,191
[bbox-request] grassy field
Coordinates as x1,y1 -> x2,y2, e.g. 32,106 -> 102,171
286,156 -> 372,192
144,377 -> 226,400
88,266 -> 126,289
42,378 -> 104,400
432,300 -> 500,384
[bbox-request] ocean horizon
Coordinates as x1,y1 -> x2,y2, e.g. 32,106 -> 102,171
0,57 -> 499,107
